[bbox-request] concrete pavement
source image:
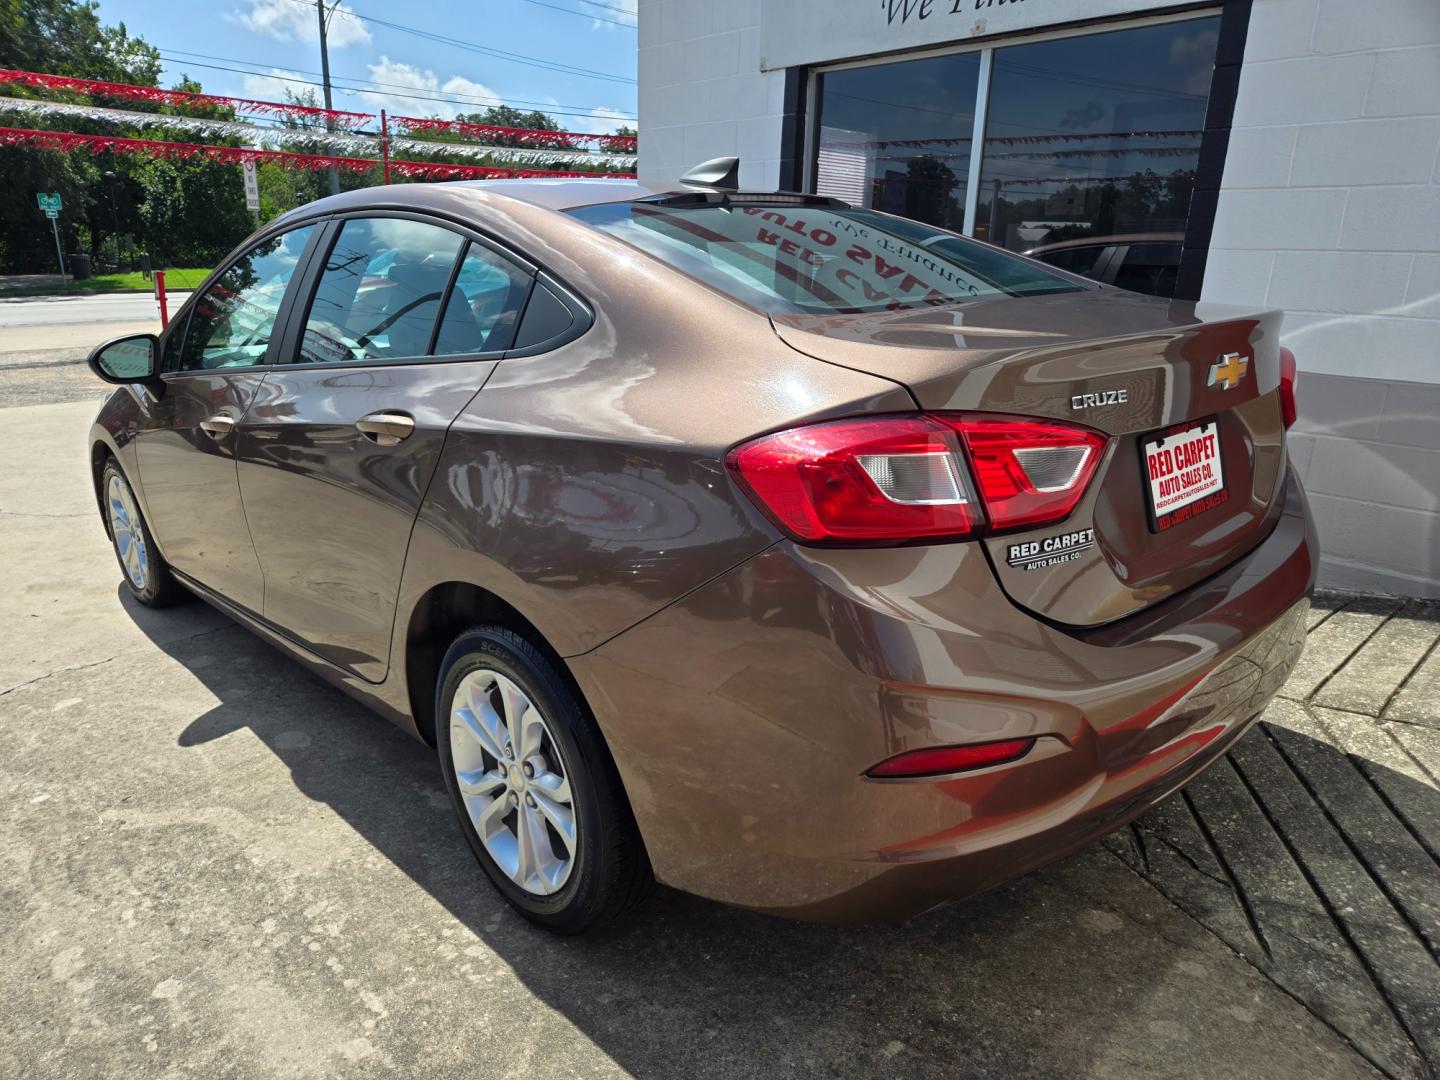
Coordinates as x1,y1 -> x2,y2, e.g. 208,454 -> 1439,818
1,390 -> 1436,1076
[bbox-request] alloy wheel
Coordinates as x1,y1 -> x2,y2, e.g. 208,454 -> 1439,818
106,472 -> 148,591
448,668 -> 577,895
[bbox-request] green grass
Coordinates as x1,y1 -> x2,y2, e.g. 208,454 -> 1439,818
0,267 -> 212,296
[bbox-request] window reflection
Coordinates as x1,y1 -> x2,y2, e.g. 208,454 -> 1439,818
431,244 -> 530,356
977,18 -> 1219,296
814,51 -> 981,233
299,218 -> 463,364
810,17 -> 1221,298
180,225 -> 315,371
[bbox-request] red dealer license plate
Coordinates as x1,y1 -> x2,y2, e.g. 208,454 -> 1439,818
1142,418 -> 1227,532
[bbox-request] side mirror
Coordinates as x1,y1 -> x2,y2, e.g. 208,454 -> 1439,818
87,334 -> 158,385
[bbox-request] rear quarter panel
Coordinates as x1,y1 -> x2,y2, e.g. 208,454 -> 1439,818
393,198 -> 917,658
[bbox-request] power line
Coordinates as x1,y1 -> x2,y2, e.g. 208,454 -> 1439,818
353,10 -> 636,84
156,47 -> 636,119
519,0 -> 636,29
271,0 -> 635,84
160,55 -> 632,122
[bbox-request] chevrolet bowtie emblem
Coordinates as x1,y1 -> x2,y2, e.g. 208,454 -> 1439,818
1208,352 -> 1249,391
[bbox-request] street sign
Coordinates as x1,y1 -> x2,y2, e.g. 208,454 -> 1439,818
37,193 -> 64,277
241,160 -> 260,212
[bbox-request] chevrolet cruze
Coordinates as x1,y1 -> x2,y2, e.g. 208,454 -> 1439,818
86,166 -> 1314,933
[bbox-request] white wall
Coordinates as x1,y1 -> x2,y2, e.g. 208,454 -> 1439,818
637,0 -> 1440,596
1202,0 -> 1440,596
637,0 -> 784,189
1203,0 -> 1440,384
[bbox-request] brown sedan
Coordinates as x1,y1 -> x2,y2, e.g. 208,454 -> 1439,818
86,166 -> 1313,933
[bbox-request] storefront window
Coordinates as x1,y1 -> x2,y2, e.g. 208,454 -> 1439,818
809,16 -> 1222,298
813,51 -> 981,233
976,18 -> 1219,296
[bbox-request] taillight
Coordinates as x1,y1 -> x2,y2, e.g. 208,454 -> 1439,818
1279,346 -> 1298,429
726,416 -> 983,543
866,738 -> 1036,778
942,415 -> 1106,532
727,412 -> 1106,545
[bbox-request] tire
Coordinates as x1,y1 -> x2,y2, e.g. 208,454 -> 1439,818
100,458 -> 187,608
436,626 -> 653,934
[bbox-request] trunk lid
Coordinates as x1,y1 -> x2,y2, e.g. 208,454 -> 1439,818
772,290 -> 1289,627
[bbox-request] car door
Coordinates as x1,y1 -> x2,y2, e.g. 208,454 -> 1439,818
234,213 -> 534,681
132,224 -> 322,613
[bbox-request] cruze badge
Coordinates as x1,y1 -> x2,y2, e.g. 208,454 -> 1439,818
1208,352 -> 1249,390
1070,388 -> 1128,411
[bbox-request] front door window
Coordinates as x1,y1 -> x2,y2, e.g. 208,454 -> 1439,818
178,225 -> 316,371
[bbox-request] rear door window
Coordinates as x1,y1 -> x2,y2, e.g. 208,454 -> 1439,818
431,243 -> 531,356
297,218 -> 464,364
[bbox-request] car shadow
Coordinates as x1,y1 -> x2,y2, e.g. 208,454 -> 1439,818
118,586 -> 1438,1079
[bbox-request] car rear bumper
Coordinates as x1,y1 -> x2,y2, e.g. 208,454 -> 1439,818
570,469 -> 1317,923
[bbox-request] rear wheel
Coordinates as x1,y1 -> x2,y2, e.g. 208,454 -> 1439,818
101,458 -> 187,608
436,626 -> 652,933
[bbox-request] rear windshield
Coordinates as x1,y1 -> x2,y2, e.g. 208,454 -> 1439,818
567,200 -> 1086,315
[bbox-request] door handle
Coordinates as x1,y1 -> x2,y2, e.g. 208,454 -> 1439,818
355,411 -> 416,447
199,415 -> 236,439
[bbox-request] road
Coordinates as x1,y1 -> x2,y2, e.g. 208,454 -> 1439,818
1,325 -> 1437,1078
0,292 -> 185,326
0,291 -> 189,407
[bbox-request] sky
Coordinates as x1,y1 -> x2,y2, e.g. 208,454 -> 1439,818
93,0 -> 638,135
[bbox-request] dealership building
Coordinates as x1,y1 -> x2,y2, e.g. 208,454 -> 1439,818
637,0 -> 1440,597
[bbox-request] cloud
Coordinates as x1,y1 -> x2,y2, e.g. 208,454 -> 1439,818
350,57 -> 504,120
241,68 -> 312,105
233,0 -> 372,48
561,105 -> 635,136
241,59 -> 506,121
237,59 -> 634,138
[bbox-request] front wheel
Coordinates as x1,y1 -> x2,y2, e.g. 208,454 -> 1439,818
436,626 -> 653,934
101,459 -> 187,608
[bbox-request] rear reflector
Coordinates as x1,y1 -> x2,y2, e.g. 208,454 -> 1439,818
866,738 -> 1036,779
1279,346 -> 1298,429
727,412 -> 1106,545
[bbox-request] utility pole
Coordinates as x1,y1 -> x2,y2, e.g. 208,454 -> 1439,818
316,0 -> 339,196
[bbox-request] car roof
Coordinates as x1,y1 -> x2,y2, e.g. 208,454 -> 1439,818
442,177 -> 669,211
278,179 -> 838,226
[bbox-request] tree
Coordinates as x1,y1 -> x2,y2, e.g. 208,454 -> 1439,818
454,105 -> 562,148
0,0 -> 159,83
0,0 -> 163,270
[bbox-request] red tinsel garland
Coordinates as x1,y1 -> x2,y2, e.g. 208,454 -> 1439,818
0,68 -> 373,129
390,115 -> 636,153
0,127 -> 634,181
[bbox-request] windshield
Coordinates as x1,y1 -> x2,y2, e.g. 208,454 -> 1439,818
567,200 -> 1086,315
